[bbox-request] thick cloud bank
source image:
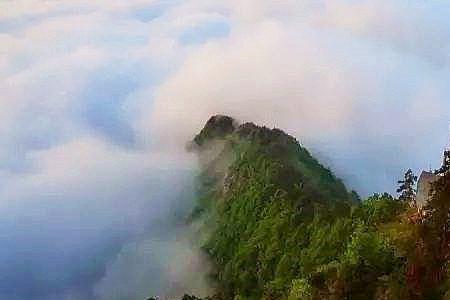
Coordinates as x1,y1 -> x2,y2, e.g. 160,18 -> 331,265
0,1 -> 449,299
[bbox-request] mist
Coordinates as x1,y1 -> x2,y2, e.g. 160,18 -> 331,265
0,1 -> 449,299
0,137 -> 205,300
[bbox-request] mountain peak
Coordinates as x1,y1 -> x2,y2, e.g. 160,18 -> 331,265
193,115 -> 237,146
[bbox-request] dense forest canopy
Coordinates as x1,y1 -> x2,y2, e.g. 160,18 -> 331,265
160,115 -> 450,300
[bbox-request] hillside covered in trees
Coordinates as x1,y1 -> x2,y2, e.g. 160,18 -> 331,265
156,115 -> 450,300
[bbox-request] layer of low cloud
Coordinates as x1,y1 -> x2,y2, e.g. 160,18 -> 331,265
0,1 -> 449,299
0,136 -> 198,300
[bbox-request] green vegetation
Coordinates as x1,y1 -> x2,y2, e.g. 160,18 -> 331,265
397,169 -> 418,204
183,116 -> 450,300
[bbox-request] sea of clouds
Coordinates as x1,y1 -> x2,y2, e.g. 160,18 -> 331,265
0,1 -> 449,299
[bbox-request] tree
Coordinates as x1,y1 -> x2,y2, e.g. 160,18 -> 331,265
357,193 -> 405,225
406,148 -> 450,298
423,149 -> 450,284
434,149 -> 450,176
397,169 -> 417,204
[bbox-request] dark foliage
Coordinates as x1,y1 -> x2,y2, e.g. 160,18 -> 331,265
397,169 -> 418,204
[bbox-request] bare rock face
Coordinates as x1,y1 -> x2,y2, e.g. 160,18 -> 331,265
193,115 -> 237,146
416,171 -> 438,208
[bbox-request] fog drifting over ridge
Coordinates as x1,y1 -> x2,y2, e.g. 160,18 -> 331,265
0,0 -> 450,299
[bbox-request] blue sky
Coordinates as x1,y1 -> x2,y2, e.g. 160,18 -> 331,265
0,1 -> 449,299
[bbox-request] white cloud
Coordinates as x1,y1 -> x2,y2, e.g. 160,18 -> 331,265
94,235 -> 212,300
0,0 -> 449,299
148,0 -> 450,194
0,133 -> 195,300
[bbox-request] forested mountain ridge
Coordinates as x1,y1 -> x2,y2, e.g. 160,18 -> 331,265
151,115 -> 450,300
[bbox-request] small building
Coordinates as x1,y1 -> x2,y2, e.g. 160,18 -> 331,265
416,171 -> 438,208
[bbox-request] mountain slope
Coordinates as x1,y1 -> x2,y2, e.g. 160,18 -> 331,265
144,115 -> 450,300
187,116 -> 406,300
